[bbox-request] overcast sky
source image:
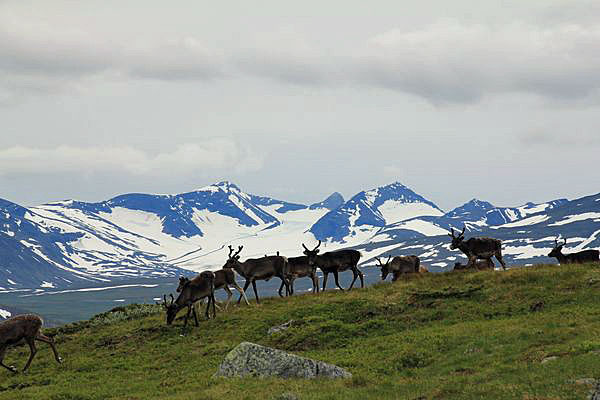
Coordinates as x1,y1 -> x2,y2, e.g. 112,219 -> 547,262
1,0 -> 599,210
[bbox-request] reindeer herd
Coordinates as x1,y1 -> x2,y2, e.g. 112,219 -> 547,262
1,227 -> 599,373
161,228 -> 599,330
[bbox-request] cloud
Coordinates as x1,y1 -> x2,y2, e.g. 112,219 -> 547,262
0,139 -> 264,177
3,7 -> 600,105
354,20 -> 600,103
0,13 -> 225,104
519,129 -> 600,147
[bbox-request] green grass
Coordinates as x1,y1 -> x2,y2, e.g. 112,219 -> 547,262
1,264 -> 599,399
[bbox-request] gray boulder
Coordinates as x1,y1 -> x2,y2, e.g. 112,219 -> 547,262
214,342 -> 352,379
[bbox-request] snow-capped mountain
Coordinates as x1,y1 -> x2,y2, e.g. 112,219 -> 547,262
1,180 -> 599,291
309,182 -> 443,243
356,193 -> 600,271
1,182 -> 334,290
370,198 -> 569,243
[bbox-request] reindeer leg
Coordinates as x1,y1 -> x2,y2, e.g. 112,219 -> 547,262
210,291 -> 216,319
333,270 -> 345,291
322,272 -> 329,291
35,333 -> 62,364
184,305 -> 192,327
287,277 -> 295,296
232,282 -> 250,306
0,345 -> 17,373
222,286 -> 233,310
238,279 -> 251,304
190,303 -> 199,326
357,266 -> 364,288
348,268 -> 359,290
495,251 -> 507,270
251,280 -> 260,304
22,338 -> 37,372
278,280 -> 285,297
467,255 -> 477,270
312,273 -> 319,293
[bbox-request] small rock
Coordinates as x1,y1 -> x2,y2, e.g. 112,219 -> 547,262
575,378 -> 597,386
529,301 -> 544,312
591,382 -> 600,400
541,356 -> 558,364
214,342 -> 352,379
274,393 -> 300,400
268,320 -> 295,335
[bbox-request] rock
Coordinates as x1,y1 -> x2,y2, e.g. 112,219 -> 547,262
275,393 -> 300,400
214,342 -> 352,379
541,356 -> 558,364
268,320 -> 294,335
567,378 -> 597,386
592,382 -> 600,400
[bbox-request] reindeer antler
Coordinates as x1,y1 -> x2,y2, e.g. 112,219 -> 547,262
313,240 -> 322,251
460,226 -> 466,236
233,245 -> 243,258
228,245 -> 234,258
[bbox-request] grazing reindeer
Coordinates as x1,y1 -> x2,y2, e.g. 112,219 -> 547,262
448,227 -> 507,270
302,241 -> 363,291
164,271 -> 216,327
177,269 -> 249,310
454,259 -> 495,271
376,255 -> 421,282
548,238 -> 600,264
0,314 -> 62,373
222,245 -> 290,304
278,255 -> 319,295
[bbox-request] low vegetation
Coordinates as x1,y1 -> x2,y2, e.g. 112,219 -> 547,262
0,263 -> 599,399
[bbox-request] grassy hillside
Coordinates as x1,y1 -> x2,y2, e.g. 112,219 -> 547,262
1,264 -> 599,399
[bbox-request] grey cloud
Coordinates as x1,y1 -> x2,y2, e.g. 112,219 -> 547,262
519,129 -> 600,147
0,139 -> 264,177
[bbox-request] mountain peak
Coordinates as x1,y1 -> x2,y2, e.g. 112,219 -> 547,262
214,181 -> 241,192
309,192 -> 345,210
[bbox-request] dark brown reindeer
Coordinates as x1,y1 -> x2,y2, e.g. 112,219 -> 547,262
278,255 -> 319,295
454,259 -> 495,271
222,245 -> 290,304
0,314 -> 62,373
548,237 -> 600,264
449,227 -> 507,270
177,269 -> 249,310
302,241 -> 363,291
376,255 -> 421,281
164,271 -> 216,327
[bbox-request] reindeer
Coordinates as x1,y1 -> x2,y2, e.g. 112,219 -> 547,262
164,271 -> 216,327
448,227 -> 507,270
302,241 -> 363,291
376,255 -> 421,282
177,269 -> 249,310
222,245 -> 290,304
548,237 -> 600,264
454,259 -> 495,271
0,314 -> 62,373
278,255 -> 319,295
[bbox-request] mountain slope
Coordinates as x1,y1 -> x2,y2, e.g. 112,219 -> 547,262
1,263 -> 598,399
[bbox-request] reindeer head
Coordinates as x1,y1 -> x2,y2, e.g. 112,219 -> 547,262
176,276 -> 190,292
302,241 -> 321,266
162,294 -> 179,325
448,227 -> 466,250
548,237 -> 567,258
222,245 -> 243,269
376,256 -> 392,280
